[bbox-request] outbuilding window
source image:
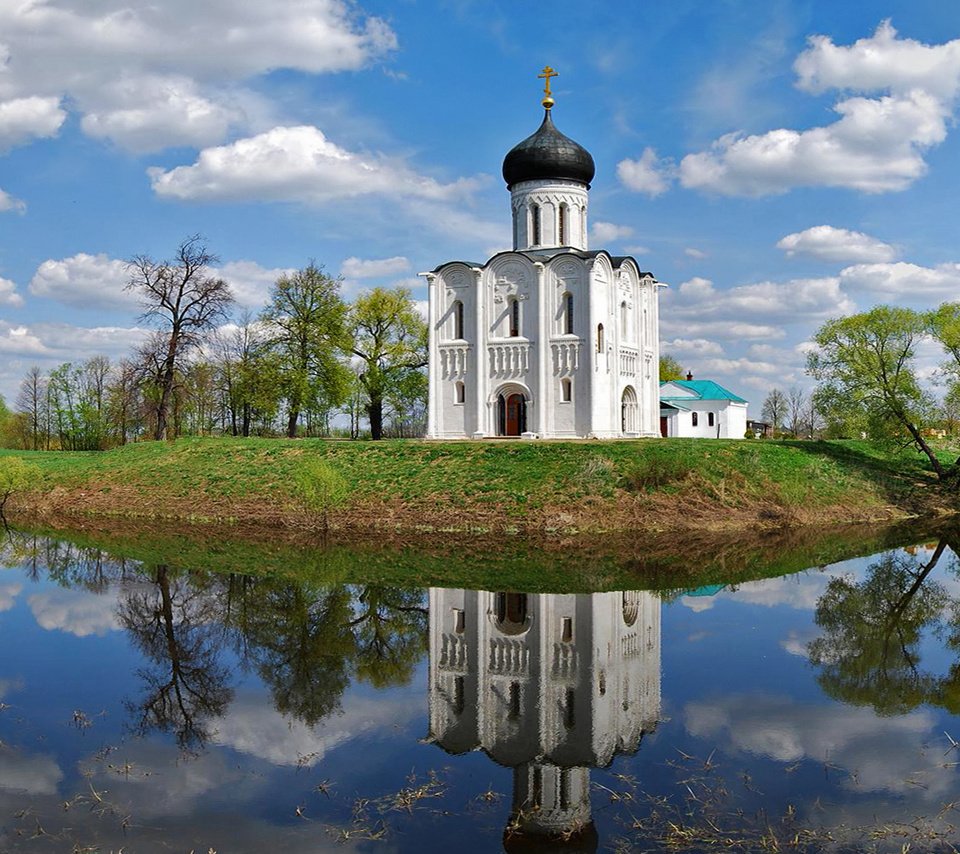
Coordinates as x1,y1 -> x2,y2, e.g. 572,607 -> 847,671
692,412 -> 699,427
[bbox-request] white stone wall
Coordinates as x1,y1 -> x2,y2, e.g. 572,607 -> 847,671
511,179 -> 589,251
426,249 -> 663,439
661,400 -> 748,439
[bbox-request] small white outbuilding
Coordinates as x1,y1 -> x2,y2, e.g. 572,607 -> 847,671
659,378 -> 748,439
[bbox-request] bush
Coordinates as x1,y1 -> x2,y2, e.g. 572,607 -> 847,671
620,453 -> 694,492
293,458 -> 350,531
0,457 -> 40,516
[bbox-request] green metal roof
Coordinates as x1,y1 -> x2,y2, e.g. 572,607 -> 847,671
659,380 -> 748,403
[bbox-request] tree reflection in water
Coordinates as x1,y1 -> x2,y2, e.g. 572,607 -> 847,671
112,563 -> 430,745
809,536 -> 960,715
118,564 -> 233,751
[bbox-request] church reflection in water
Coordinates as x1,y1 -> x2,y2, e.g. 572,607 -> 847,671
426,589 -> 661,851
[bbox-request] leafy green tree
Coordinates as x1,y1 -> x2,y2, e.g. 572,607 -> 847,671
215,313 -> 281,437
260,263 -> 350,438
928,302 -> 960,373
127,236 -> 234,441
807,307 -> 953,481
659,355 -> 685,382
0,457 -> 40,519
346,287 -> 427,440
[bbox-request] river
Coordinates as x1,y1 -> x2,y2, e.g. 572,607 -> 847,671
0,527 -> 958,852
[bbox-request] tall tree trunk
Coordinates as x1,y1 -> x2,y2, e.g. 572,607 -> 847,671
286,408 -> 299,438
368,394 -> 383,440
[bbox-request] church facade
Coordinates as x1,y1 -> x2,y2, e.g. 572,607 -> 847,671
424,70 -> 662,439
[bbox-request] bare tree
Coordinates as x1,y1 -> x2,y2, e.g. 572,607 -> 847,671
787,386 -> 808,437
16,366 -> 48,450
761,388 -> 788,434
126,236 -> 234,440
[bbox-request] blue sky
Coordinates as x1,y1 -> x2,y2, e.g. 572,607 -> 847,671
2,0 -> 960,411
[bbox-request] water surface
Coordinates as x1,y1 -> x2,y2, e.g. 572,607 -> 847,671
0,530 -> 958,852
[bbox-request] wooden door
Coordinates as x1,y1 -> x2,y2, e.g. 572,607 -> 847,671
505,394 -> 524,436
660,416 -> 668,437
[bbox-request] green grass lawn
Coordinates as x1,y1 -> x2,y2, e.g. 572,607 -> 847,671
2,435 -> 950,526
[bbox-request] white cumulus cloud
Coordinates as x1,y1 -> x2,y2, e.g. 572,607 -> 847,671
0,187 -> 25,214
777,225 -> 898,263
29,253 -> 135,311
149,126 -> 483,205
839,261 -> 960,299
662,337 -> 724,356
341,256 -> 411,279
0,0 -> 397,151
0,277 -> 23,307
616,146 -> 672,196
590,221 -> 634,244
680,23 -> 960,196
0,96 -> 66,152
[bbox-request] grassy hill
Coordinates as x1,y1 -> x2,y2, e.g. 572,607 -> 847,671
3,436 -> 956,536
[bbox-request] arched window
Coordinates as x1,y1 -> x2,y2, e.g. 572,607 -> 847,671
454,381 -> 465,404
561,377 -> 572,402
620,301 -> 629,340
531,204 -> 541,245
597,323 -> 605,353
558,204 -> 568,244
692,412 -> 699,427
708,412 -> 715,427
453,299 -> 464,339
580,207 -> 587,246
563,291 -> 574,334
509,297 -> 520,337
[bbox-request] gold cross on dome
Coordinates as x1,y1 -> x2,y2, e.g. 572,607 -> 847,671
538,65 -> 558,98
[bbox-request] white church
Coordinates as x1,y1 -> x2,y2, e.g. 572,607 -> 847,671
425,68 -> 663,439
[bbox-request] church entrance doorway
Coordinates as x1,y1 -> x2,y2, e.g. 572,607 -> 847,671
498,393 -> 527,436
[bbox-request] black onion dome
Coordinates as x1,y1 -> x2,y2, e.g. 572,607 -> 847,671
502,110 -> 595,189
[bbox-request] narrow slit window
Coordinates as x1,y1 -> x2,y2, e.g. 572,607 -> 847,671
455,381 -> 465,404
453,300 -> 464,339
692,412 -> 699,427
561,616 -> 573,642
597,323 -> 605,353
708,412 -> 715,427
509,298 -> 520,337
620,301 -> 628,340
561,378 -> 572,402
564,688 -> 575,729
531,204 -> 541,245
453,608 -> 465,634
564,292 -> 574,335
558,204 -> 567,244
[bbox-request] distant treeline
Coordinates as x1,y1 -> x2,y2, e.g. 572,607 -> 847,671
0,237 -> 427,450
